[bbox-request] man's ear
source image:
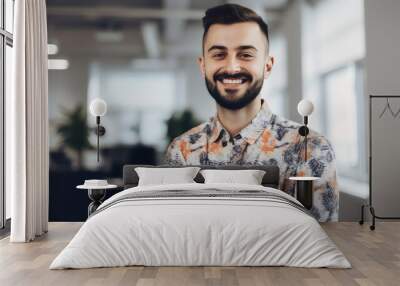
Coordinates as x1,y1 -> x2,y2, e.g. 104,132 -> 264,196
198,56 -> 205,78
264,56 -> 275,79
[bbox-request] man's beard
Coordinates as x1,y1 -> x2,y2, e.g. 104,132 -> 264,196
205,71 -> 264,110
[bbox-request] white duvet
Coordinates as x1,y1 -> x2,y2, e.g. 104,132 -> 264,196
50,183 -> 351,269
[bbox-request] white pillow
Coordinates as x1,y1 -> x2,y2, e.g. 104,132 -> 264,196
135,167 -> 201,186
200,169 -> 266,185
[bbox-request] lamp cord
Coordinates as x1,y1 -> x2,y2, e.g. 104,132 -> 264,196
304,134 -> 307,162
97,124 -> 99,162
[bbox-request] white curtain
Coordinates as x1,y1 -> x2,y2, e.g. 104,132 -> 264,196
8,0 -> 49,242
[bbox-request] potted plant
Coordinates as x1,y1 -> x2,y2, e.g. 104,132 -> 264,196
165,109 -> 200,143
56,103 -> 92,169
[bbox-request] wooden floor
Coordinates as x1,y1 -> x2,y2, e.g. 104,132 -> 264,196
0,222 -> 399,286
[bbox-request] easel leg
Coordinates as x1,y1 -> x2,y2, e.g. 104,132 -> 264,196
359,204 -> 365,225
369,206 -> 376,231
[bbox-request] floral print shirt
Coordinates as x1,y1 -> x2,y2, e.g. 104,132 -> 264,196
164,102 -> 339,222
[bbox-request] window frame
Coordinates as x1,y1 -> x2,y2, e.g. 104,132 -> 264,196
1,0 -> 14,230
320,60 -> 367,182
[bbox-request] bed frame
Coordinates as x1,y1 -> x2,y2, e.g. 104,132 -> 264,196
122,165 -> 280,190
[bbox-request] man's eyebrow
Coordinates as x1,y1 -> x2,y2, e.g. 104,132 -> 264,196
207,45 -> 258,53
207,45 -> 227,53
237,45 -> 258,51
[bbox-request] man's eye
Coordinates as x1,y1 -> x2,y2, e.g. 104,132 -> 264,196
240,53 -> 253,59
213,53 -> 225,58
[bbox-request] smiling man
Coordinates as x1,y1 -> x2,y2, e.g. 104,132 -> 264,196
165,4 -> 338,222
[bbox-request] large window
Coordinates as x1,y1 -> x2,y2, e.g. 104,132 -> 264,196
321,62 -> 366,180
1,0 -> 14,230
302,0 -> 366,182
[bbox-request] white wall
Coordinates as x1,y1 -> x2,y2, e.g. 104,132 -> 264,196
365,0 -> 400,94
365,0 -> 400,217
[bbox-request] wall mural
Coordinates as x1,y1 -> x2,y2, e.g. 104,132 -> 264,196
46,0 -> 365,222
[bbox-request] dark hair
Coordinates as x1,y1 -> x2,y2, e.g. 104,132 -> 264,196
202,4 -> 269,52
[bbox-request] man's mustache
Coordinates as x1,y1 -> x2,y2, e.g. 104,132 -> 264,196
213,72 -> 252,82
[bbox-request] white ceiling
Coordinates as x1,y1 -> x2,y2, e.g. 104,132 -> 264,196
47,0 -> 289,60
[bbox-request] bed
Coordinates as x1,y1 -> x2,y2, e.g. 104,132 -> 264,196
50,165 -> 350,269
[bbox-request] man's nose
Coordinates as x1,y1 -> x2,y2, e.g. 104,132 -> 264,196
225,55 -> 241,73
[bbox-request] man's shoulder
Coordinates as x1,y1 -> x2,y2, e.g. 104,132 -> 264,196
273,114 -> 332,146
169,121 -> 211,147
272,114 -> 302,130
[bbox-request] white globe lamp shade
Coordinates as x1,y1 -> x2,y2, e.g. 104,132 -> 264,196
89,98 -> 107,117
297,99 -> 314,116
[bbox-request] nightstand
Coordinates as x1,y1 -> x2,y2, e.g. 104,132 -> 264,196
77,180 -> 118,217
289,176 -> 319,210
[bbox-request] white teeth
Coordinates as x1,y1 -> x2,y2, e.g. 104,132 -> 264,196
222,79 -> 242,84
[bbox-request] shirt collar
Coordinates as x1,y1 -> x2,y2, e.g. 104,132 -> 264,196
208,100 -> 274,145
208,115 -> 227,143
